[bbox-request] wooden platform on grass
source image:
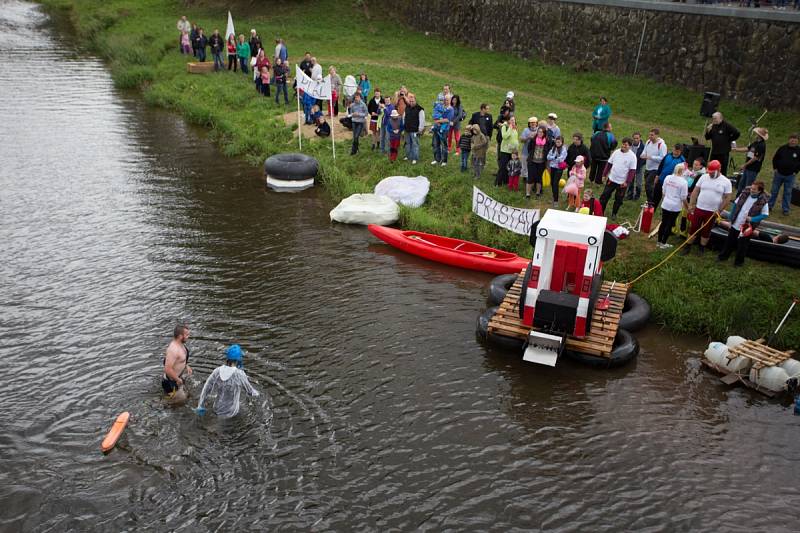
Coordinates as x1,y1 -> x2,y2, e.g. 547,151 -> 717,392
186,62 -> 214,74
487,271 -> 629,358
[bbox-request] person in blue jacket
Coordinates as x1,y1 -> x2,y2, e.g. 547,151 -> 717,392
357,72 -> 371,100
302,90 -> 317,124
591,96 -> 611,133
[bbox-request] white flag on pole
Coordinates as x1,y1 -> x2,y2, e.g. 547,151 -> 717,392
225,11 -> 235,40
294,65 -> 332,101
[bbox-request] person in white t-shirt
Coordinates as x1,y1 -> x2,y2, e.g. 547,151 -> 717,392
657,163 -> 689,249
598,137 -> 638,219
717,180 -> 769,266
682,159 -> 732,255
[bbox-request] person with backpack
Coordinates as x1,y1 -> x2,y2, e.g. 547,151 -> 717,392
589,123 -> 617,185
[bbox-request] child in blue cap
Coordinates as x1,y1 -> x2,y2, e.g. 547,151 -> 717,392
195,344 -> 259,417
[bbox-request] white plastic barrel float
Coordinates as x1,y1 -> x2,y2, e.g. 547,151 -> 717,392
703,341 -> 752,373
749,366 -> 790,392
780,358 -> 800,378
264,153 -> 319,192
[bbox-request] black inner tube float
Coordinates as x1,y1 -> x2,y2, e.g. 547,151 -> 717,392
264,153 -> 319,191
618,293 -> 651,332
487,274 -> 518,306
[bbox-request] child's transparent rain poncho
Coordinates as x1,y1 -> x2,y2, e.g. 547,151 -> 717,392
197,366 -> 259,417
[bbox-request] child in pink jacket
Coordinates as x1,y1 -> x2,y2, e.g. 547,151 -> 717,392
565,155 -> 586,209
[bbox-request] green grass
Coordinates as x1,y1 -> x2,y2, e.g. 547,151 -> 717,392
41,0 -> 800,349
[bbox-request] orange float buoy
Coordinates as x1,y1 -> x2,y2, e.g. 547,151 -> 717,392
100,411 -> 130,454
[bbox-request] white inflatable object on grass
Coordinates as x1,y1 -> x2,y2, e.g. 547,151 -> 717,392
330,194 -> 399,225
343,75 -> 357,98
374,176 -> 430,208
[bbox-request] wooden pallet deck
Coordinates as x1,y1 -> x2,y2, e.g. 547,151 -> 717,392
487,272 -> 629,358
729,339 -> 795,369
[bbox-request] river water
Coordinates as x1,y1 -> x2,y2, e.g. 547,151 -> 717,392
1,2 -> 798,531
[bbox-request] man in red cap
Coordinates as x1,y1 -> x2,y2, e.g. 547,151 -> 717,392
682,159 -> 732,255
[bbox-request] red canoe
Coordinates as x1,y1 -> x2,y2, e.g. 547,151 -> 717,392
368,224 -> 529,274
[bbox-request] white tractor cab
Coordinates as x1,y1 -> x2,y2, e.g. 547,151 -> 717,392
520,209 -> 617,366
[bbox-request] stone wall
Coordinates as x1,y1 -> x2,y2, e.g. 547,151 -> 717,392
393,0 -> 800,109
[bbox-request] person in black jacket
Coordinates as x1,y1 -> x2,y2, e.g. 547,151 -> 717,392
189,23 -> 199,57
493,107 -> 512,171
209,29 -> 224,71
589,123 -> 617,184
704,112 -> 740,176
193,28 -> 208,62
249,29 -> 262,58
299,52 -> 313,77
566,132 -> 591,172
468,103 -> 493,142
770,133 -> 800,215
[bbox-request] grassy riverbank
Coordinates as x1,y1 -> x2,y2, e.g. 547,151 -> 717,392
42,0 -> 800,348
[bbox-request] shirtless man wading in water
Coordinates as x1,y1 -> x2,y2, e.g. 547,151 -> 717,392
163,324 -> 193,402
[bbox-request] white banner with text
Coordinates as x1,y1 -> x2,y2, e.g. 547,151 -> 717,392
295,65 -> 332,100
472,186 -> 540,236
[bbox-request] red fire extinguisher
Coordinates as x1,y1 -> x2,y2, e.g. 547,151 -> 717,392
640,205 -> 654,233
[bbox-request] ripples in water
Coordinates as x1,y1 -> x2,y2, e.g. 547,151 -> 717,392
1,1 -> 800,531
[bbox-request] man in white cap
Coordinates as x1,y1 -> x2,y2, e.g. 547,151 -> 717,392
733,127 -> 768,196
546,113 -> 560,141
